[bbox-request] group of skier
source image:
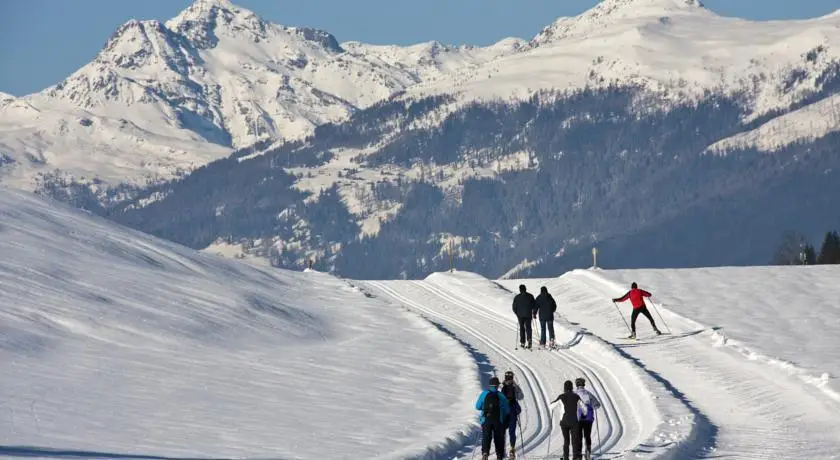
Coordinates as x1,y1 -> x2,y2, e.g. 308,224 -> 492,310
514,282 -> 661,344
475,372 -> 602,460
473,282 -> 662,459
511,284 -> 558,349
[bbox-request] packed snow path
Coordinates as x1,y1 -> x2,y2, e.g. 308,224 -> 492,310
362,272 -> 697,459
502,270 -> 840,459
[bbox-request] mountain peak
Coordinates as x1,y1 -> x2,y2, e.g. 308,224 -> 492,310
166,0 -> 267,49
532,0 -> 708,45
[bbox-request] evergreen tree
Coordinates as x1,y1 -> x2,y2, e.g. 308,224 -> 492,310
817,230 -> 840,264
804,243 -> 817,265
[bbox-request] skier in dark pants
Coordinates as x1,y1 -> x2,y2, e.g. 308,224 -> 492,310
613,282 -> 661,339
535,286 -> 557,348
501,370 -> 524,458
574,377 -> 602,459
549,380 -> 586,460
512,284 -> 537,348
475,376 -> 511,460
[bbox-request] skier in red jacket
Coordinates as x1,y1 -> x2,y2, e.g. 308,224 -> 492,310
613,282 -> 661,339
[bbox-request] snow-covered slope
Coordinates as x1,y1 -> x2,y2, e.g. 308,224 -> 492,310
708,92 -> 840,153
411,0 -> 840,122
0,0 -> 516,190
593,266 -> 840,401
0,92 -> 14,107
501,266 -> 840,458
0,97 -> 232,189
0,188 -> 479,458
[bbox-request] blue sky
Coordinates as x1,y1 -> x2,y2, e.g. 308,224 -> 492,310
1,0 -> 838,96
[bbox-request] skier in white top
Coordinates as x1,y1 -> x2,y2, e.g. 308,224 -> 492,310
574,377 -> 602,459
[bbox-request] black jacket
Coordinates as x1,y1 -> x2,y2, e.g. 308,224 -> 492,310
535,292 -> 557,320
552,391 -> 586,427
512,292 -> 537,319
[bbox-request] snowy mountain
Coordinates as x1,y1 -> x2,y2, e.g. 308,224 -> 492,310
0,0 -> 517,190
411,0 -> 840,123
9,0 -> 840,279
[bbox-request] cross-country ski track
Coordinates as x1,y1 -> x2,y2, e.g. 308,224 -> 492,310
364,268 -> 840,459
499,269 -> 840,459
362,272 -> 698,459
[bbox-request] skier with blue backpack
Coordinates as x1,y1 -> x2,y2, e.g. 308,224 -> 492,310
574,377 -> 602,459
475,376 -> 511,460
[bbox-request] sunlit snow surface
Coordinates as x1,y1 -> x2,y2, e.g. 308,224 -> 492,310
0,188 -> 478,459
597,266 -> 840,402
4,187 -> 840,459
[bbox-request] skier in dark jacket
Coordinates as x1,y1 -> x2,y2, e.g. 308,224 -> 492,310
500,370 -> 525,458
613,282 -> 661,339
512,285 -> 537,349
534,286 -> 557,348
549,380 -> 586,460
475,376 -> 511,460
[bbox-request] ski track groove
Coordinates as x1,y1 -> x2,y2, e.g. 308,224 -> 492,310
364,279 -> 656,459
414,280 -> 630,457
365,281 -> 554,456
549,270 -> 840,459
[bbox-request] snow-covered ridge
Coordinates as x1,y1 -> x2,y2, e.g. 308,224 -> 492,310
0,187 -> 480,458
3,0 -> 840,196
410,0 -> 840,128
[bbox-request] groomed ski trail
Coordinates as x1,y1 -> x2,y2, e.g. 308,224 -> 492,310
363,272 -> 696,459
507,269 -> 840,459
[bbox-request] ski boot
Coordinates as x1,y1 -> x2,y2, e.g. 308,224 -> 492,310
549,338 -> 556,349
627,332 -> 636,339
509,446 -> 516,459
655,328 -> 663,335
481,453 -> 489,460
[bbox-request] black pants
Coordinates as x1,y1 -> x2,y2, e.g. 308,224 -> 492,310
481,420 -> 506,457
518,316 -> 532,346
580,420 -> 593,453
561,423 -> 583,460
539,318 -> 555,344
631,306 -> 657,333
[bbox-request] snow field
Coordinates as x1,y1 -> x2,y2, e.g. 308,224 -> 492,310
594,266 -> 840,404
363,270 -> 697,459
503,268 -> 840,458
0,188 -> 479,459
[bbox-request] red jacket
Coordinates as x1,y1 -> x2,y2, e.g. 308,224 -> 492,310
615,288 -> 651,309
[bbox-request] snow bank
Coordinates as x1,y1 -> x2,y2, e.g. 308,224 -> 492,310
0,188 -> 476,459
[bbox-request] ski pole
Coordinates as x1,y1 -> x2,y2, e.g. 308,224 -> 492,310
612,301 -> 632,335
517,415 -> 525,460
649,298 -> 672,334
546,405 -> 554,458
595,412 -> 601,458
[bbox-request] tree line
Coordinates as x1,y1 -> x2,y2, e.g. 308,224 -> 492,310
773,230 -> 840,265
